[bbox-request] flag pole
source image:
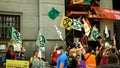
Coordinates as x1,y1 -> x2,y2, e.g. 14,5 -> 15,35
51,22 -> 67,47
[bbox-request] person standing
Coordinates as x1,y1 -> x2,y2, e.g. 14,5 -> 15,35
6,45 -> 16,59
68,49 -> 78,68
56,45 -> 68,68
51,44 -> 59,68
84,47 -> 96,68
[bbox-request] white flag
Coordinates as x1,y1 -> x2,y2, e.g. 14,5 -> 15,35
55,25 -> 64,40
83,18 -> 91,36
105,26 -> 109,38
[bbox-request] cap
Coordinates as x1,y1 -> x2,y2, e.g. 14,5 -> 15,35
56,45 -> 63,50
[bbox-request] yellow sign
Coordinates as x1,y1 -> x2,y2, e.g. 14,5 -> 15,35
6,60 -> 29,68
60,16 -> 73,30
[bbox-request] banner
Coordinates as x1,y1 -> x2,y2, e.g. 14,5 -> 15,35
11,27 -> 22,43
90,26 -> 101,41
73,18 -> 82,31
6,60 -> 29,68
60,16 -> 73,30
36,31 -> 48,47
83,18 -> 91,36
48,7 -> 60,20
92,7 -> 120,20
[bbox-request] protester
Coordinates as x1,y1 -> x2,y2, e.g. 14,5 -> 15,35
16,47 -> 25,60
6,45 -> 16,60
68,49 -> 77,68
51,44 -> 58,68
107,34 -> 119,64
30,50 -> 44,68
108,48 -> 119,64
56,45 -> 68,68
84,47 -> 96,68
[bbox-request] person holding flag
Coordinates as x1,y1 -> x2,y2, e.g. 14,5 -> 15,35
36,31 -> 48,61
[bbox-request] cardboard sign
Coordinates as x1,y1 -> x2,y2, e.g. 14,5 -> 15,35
6,60 -> 29,68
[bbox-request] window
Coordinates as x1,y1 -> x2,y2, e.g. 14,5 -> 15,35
0,15 -> 20,40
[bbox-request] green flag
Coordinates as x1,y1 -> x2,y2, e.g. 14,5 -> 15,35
36,31 -> 48,47
84,0 -> 92,3
48,7 -> 60,20
90,27 -> 101,41
73,18 -> 82,31
11,27 -> 22,43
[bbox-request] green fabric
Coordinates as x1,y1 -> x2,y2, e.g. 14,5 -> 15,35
73,18 -> 82,31
36,31 -> 48,47
90,27 -> 101,41
48,7 -> 60,20
11,27 -> 22,43
84,0 -> 92,3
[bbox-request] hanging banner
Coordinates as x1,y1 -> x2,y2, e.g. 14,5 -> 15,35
92,7 -> 120,20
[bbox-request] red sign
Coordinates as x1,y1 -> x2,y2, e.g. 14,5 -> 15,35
92,7 -> 120,20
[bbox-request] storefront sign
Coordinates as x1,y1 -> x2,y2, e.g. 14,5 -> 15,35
92,7 -> 120,20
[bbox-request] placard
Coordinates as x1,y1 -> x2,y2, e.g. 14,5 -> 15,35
6,60 -> 29,68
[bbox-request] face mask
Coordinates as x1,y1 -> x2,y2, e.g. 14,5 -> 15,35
57,50 -> 61,54
73,53 -> 76,57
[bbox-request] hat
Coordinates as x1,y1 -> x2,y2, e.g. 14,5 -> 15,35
56,45 -> 63,50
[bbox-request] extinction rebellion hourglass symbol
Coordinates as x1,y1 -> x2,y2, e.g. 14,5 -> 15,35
39,35 -> 45,47
13,31 -> 21,42
63,18 -> 72,29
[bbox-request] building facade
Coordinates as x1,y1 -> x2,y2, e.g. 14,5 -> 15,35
0,0 -> 65,62
0,0 -> 120,63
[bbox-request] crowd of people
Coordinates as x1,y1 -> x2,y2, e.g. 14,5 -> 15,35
3,33 -> 120,68
51,34 -> 120,68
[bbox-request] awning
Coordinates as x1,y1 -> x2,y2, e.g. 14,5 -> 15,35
67,11 -> 88,17
92,7 -> 120,20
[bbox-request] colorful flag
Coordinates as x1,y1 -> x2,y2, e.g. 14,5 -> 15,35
36,31 -> 48,47
105,26 -> 109,38
48,7 -> 60,20
11,27 -> 22,43
84,0 -> 92,3
72,0 -> 84,4
73,18 -> 82,31
60,16 -> 73,30
90,27 -> 101,41
83,18 -> 91,36
54,25 -> 64,40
